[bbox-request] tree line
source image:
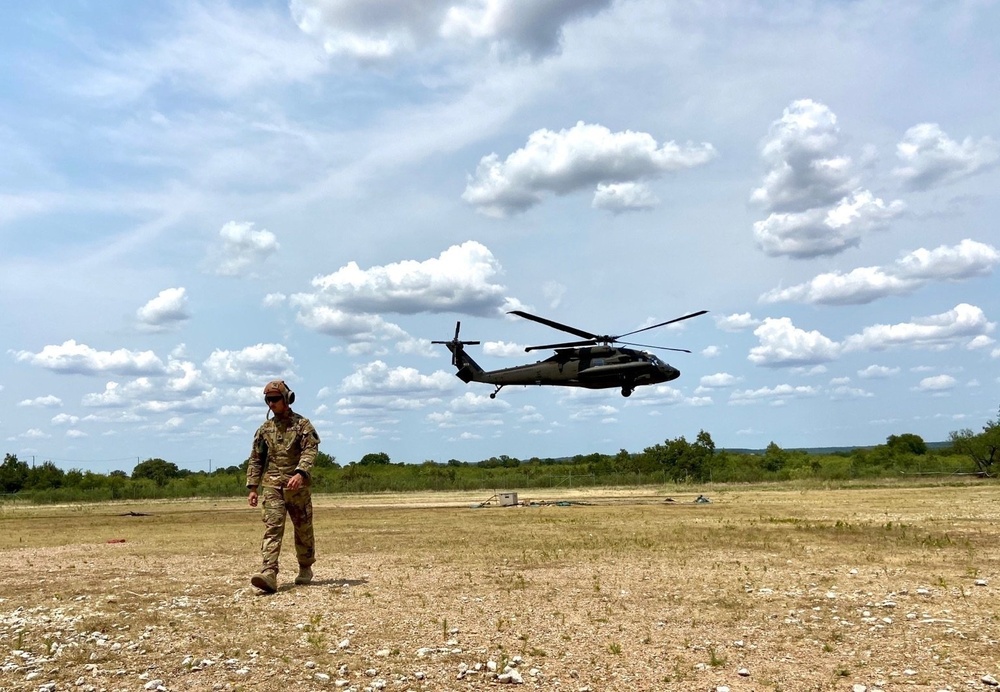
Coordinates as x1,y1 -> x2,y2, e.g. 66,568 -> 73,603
3,406 -> 998,504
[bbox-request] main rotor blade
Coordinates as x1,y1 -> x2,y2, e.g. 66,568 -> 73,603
509,310 -> 598,340
615,310 -> 708,339
617,340 -> 691,353
432,321 -> 480,346
524,339 -> 597,353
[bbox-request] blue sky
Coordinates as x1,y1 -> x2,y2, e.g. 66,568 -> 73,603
2,0 -> 998,474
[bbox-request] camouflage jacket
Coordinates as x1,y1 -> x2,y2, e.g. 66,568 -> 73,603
246,411 -> 320,489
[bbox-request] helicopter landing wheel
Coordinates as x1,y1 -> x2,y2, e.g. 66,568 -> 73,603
490,392 -> 496,399
621,387 -> 633,397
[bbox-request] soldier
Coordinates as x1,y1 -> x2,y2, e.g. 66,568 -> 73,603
246,379 -> 320,593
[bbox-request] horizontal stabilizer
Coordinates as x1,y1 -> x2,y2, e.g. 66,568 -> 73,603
456,365 -> 476,383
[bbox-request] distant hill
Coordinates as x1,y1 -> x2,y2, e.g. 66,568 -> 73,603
721,441 -> 951,455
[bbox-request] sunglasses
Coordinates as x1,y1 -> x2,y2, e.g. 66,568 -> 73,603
264,395 -> 284,404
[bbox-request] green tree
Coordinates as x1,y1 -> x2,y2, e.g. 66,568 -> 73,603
0,453 -> 30,493
213,465 -> 242,475
763,442 -> 788,473
358,452 -> 391,466
79,471 -> 109,491
671,436 -> 707,481
695,430 -> 716,455
25,461 -> 65,490
950,406 -> 1000,474
680,430 -> 712,480
886,433 -> 928,456
498,454 -> 520,468
601,448 -> 635,474
641,436 -> 711,481
132,458 -> 181,486
314,451 -> 338,468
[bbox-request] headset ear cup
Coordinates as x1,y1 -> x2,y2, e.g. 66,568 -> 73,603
287,391 -> 295,405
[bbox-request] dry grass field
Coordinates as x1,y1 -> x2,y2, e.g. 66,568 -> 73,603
2,482 -> 1000,691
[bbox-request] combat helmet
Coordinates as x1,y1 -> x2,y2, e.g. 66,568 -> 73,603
263,379 -> 295,406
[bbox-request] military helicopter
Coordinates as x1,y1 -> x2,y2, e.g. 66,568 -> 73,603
433,309 -> 708,399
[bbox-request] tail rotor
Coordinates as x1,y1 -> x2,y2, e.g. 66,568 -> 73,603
432,321 -> 481,367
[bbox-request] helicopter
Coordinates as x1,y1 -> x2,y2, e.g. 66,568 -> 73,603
433,309 -> 708,399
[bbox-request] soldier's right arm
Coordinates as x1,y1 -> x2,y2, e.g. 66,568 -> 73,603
246,426 -> 267,489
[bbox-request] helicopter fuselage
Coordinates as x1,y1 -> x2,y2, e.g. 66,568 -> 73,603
450,344 -> 680,397
435,311 -> 703,398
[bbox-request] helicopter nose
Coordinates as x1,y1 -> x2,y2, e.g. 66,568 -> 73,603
660,364 -> 680,382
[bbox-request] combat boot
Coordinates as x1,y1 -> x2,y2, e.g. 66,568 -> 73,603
251,570 -> 278,593
294,565 -> 313,585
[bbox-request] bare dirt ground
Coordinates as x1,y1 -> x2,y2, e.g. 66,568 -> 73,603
2,483 -> 1000,691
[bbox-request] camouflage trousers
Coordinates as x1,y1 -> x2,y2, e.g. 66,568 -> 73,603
259,485 -> 315,575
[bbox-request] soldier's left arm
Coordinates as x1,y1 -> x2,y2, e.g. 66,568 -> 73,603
295,417 -> 321,477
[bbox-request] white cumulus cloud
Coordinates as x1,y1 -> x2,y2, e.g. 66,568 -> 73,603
761,239 -> 999,305
715,313 -> 761,332
592,182 -> 659,213
895,238 -> 1000,281
137,287 -> 190,331
303,241 -> 509,316
82,379 -> 156,407
18,395 -> 63,408
967,335 -> 996,350
748,317 -> 840,367
698,372 -> 740,388
213,221 -> 280,277
858,365 -> 900,379
843,303 -> 994,352
202,343 -> 295,383
831,384 -> 873,399
292,242 -> 519,347
483,341 -> 524,357
291,0 -> 613,63
13,341 -> 167,376
893,123 -> 1000,190
751,99 -> 856,213
294,306 -> 408,344
751,100 -> 904,259
753,189 -> 904,258
729,384 -> 819,404
915,374 -> 957,392
339,360 -> 454,395
463,121 -> 716,217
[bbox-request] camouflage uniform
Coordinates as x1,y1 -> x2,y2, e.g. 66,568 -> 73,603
246,410 -> 320,576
